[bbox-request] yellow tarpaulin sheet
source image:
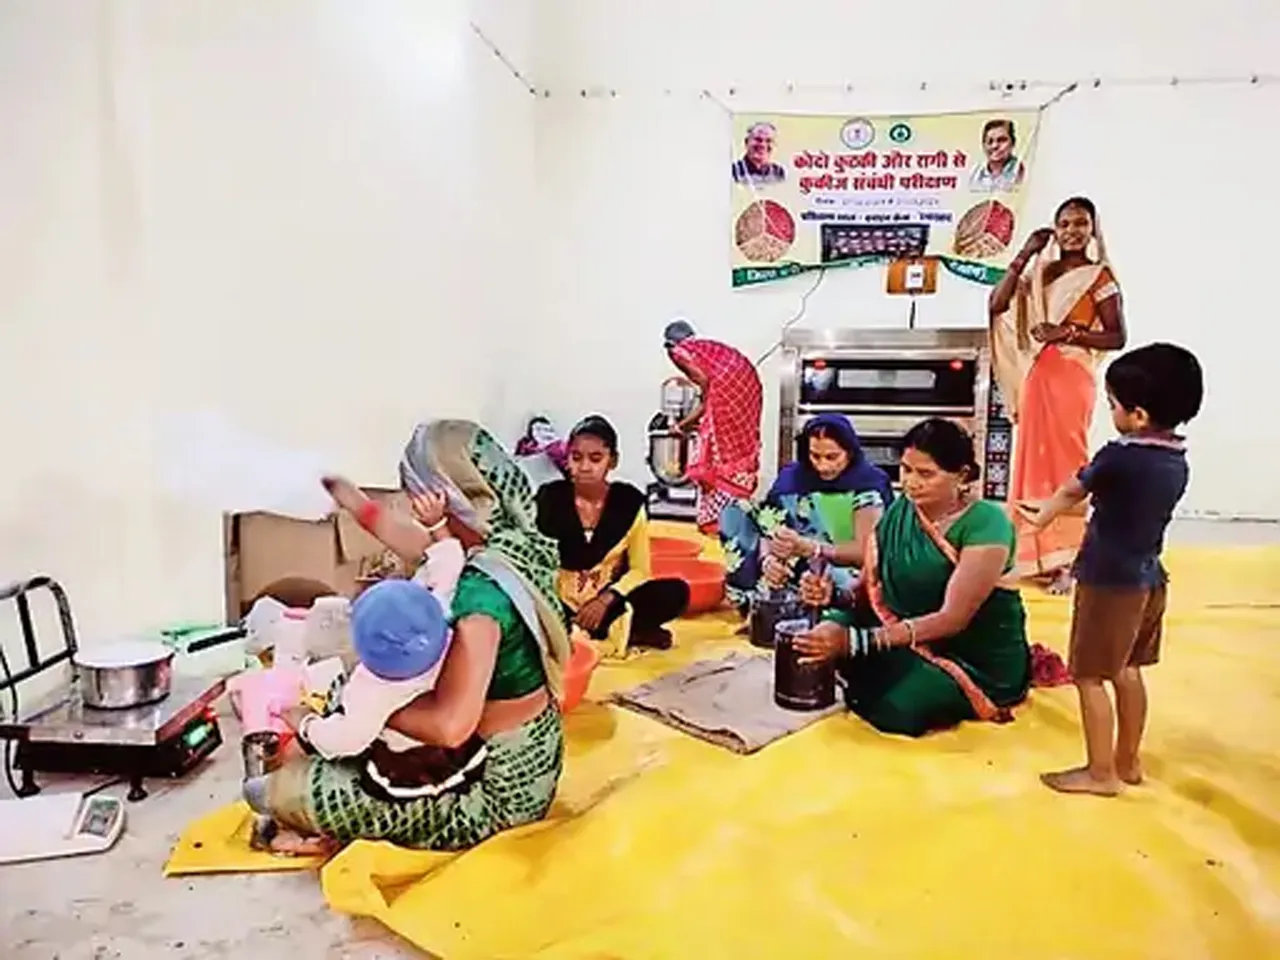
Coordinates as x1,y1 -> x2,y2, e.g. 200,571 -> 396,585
164,800 -> 327,876
197,528 -> 1280,957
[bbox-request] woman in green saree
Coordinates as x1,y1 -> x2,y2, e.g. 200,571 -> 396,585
796,418 -> 1031,737
250,421 -> 571,854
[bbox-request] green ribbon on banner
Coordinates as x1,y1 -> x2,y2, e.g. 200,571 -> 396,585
731,257 -> 1008,290
939,258 -> 1007,285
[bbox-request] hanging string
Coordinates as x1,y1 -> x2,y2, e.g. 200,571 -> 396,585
700,89 -> 734,117
1036,81 -> 1079,112
468,21 -> 538,97
541,73 -> 1277,101
463,20 -> 1276,104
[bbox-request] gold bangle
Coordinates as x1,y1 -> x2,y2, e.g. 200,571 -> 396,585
904,619 -> 917,648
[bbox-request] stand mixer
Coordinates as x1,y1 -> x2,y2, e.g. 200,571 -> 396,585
645,376 -> 701,522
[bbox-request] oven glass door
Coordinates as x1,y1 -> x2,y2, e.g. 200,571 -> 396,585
800,356 -> 977,411
858,435 -> 906,484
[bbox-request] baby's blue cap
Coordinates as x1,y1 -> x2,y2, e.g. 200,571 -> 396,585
350,579 -> 448,681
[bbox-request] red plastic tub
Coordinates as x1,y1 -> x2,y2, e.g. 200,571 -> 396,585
558,636 -> 602,713
650,536 -> 703,560
652,557 -> 726,615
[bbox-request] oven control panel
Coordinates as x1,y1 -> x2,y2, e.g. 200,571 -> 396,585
982,376 -> 1014,502
799,354 -> 979,414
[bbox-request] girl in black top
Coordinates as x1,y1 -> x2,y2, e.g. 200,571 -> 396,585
536,415 -> 689,655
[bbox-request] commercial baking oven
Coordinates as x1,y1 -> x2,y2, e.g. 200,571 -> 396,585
776,327 -> 1013,501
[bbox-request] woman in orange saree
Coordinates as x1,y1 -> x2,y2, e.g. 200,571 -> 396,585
988,197 -> 1127,592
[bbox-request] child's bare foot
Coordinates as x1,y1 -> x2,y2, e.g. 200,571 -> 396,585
1045,569 -> 1074,596
1040,766 -> 1121,796
1116,758 -> 1144,785
267,827 -> 337,857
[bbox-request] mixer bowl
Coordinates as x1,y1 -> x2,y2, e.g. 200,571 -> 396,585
648,432 -> 691,485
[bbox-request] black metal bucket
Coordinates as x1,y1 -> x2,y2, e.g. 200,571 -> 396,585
773,617 -> 837,711
748,590 -> 804,649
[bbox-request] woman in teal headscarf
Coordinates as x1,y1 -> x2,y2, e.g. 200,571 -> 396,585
251,420 -> 571,854
719,413 -> 893,609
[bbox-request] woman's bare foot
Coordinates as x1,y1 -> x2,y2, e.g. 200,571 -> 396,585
629,626 -> 674,650
267,827 -> 337,857
1040,766 -> 1121,796
249,815 -> 278,851
1116,758 -> 1144,785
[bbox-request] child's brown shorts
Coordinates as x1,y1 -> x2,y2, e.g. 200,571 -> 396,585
1069,583 -> 1167,681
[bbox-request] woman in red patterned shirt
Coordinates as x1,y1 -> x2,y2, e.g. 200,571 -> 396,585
663,319 -> 764,535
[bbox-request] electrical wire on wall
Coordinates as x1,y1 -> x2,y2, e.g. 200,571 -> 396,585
754,268 -> 827,368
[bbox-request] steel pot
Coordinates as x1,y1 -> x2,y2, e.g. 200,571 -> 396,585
241,730 -> 283,779
74,639 -> 175,710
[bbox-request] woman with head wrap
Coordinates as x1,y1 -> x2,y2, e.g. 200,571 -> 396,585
662,319 -> 764,534
719,413 -> 893,609
988,197 -> 1127,593
250,421 -> 571,854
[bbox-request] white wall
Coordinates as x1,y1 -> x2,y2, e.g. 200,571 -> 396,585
527,0 -> 1280,519
0,0 -> 537,645
0,0 -> 1275,656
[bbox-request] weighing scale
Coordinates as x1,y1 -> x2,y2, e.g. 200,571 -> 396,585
0,575 -> 227,803
0,790 -> 125,865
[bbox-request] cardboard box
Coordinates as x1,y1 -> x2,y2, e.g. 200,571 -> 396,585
222,486 -> 409,621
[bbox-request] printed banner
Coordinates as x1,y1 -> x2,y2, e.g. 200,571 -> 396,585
729,110 -> 1040,288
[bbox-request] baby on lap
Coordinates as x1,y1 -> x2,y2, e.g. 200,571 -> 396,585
244,507 -> 487,843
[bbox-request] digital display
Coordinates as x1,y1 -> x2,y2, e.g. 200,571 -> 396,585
821,223 -> 930,262
80,798 -> 118,837
836,368 -> 937,390
183,721 -> 214,749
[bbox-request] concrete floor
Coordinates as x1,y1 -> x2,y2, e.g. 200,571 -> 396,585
0,696 -> 425,959
1,518 -> 1276,959
1166,516 -> 1280,545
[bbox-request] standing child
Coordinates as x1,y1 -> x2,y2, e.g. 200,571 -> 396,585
1017,342 -> 1203,796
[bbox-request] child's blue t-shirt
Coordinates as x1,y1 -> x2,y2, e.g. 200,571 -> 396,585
1074,436 -> 1189,589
